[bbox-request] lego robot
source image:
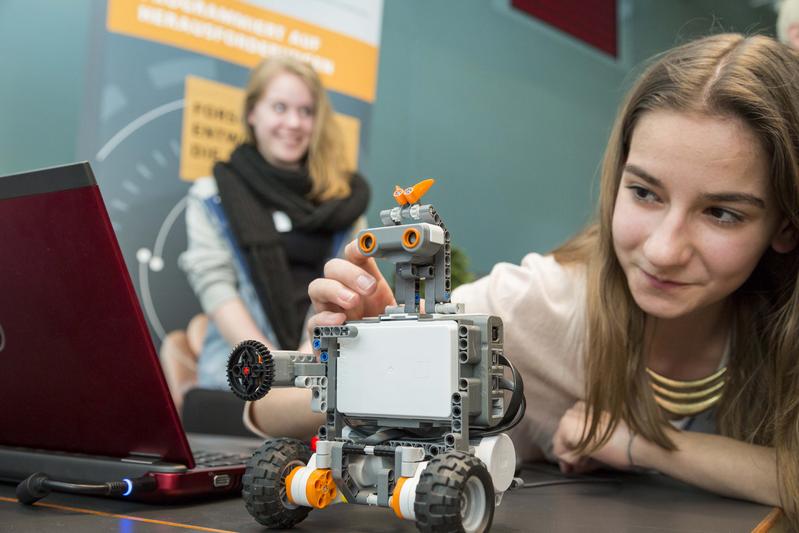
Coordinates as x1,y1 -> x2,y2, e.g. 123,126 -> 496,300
227,179 -> 525,532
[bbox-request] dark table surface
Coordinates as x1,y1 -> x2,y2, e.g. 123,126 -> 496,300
0,461 -> 777,532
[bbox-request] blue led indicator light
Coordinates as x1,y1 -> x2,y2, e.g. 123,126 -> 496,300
122,478 -> 133,496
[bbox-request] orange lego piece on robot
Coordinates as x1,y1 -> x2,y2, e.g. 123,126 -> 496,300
306,469 -> 337,509
392,185 -> 408,205
359,231 -> 377,253
403,178 -> 435,204
284,465 -> 302,504
390,477 -> 409,518
402,227 -> 421,249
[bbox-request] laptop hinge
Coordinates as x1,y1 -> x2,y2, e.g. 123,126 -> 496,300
122,453 -> 166,465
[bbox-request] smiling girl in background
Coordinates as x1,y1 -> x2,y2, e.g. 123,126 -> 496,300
162,57 -> 369,409
249,34 -> 799,526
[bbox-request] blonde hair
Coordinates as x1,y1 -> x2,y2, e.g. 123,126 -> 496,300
243,56 -> 352,201
554,34 -> 799,525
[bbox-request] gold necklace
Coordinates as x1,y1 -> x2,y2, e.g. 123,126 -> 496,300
646,366 -> 727,417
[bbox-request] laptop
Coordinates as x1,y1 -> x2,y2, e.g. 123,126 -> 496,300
0,162 -> 258,501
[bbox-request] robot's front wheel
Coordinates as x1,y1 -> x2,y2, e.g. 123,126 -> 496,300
413,451 -> 495,533
242,438 -> 312,529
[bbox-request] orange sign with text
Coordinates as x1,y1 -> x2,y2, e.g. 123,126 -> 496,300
108,0 -> 379,102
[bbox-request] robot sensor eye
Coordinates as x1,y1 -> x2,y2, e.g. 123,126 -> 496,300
402,228 -> 421,249
359,232 -> 377,253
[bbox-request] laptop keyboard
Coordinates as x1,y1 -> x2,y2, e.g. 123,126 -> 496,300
192,450 -> 251,468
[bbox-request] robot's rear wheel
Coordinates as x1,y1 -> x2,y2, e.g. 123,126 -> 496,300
413,450 -> 495,533
242,438 -> 312,529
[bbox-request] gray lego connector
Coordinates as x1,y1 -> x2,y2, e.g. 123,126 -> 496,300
435,302 -> 464,314
397,446 -> 425,478
293,375 -> 328,413
314,326 -> 358,338
315,440 -> 333,469
271,351 -> 325,387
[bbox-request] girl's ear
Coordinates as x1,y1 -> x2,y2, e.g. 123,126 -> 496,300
771,218 -> 798,254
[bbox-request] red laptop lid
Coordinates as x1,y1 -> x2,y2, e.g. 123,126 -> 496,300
0,162 -> 195,467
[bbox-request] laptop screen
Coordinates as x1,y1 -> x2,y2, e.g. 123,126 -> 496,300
0,163 -> 194,466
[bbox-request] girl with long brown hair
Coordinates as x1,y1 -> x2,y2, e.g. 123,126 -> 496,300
251,34 -> 799,526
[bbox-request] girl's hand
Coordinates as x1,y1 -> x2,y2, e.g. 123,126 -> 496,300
307,240 -> 396,333
552,401 -> 637,473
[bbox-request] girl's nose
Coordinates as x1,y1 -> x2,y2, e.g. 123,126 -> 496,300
641,211 -> 692,268
285,109 -> 301,128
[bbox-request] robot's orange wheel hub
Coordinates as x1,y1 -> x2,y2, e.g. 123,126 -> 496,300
306,469 -> 337,509
286,467 -> 337,509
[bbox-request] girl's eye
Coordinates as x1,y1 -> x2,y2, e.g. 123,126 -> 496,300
706,207 -> 743,225
272,102 -> 286,113
299,106 -> 314,117
626,185 -> 659,203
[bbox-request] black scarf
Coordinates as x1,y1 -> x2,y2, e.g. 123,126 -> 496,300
214,143 -> 369,349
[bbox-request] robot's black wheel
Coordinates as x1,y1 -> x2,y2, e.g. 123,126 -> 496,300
243,438 -> 313,529
226,340 -> 274,401
414,450 -> 495,533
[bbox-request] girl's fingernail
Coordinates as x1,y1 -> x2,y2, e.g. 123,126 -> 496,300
356,275 -> 375,291
339,288 -> 356,303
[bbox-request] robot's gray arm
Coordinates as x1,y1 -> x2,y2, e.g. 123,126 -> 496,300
270,351 -> 325,387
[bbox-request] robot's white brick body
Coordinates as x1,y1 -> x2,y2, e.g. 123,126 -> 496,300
337,320 -> 459,419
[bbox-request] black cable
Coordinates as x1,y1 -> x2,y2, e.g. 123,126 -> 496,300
16,473 -> 158,505
361,428 -> 408,445
516,463 -> 622,490
474,395 -> 527,437
518,462 -> 561,475
496,353 -> 525,427
521,478 -> 621,489
472,353 -> 527,437
499,377 -> 514,390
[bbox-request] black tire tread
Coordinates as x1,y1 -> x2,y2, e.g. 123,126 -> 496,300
242,438 -> 312,529
414,450 -> 495,533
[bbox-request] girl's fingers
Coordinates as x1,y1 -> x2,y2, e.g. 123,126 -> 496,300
323,257 -> 377,296
343,240 -> 385,281
308,277 -> 363,312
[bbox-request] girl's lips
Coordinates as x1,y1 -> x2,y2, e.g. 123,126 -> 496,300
641,269 -> 688,289
279,138 -> 306,149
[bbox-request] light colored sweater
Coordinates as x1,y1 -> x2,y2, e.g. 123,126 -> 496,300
178,177 -> 240,315
453,253 -> 587,461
